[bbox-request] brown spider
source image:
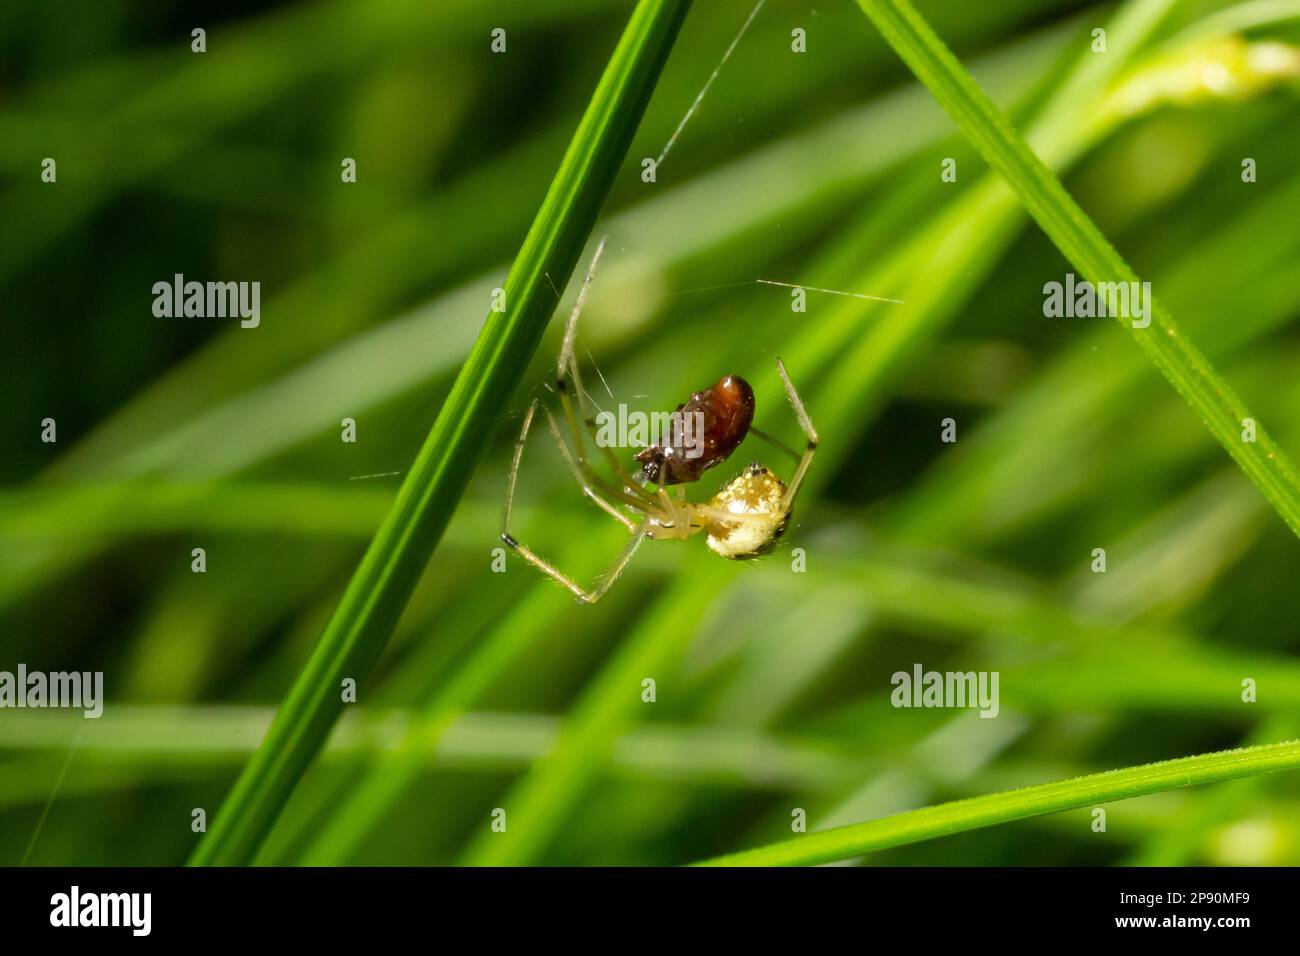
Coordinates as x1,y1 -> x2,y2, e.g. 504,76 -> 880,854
500,239 -> 818,603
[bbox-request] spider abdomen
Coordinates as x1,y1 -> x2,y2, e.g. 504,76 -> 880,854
705,463 -> 790,560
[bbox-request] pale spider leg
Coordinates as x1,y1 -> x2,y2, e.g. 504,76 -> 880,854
695,504 -> 785,526
775,357 -> 818,512
552,236 -> 603,470
554,238 -> 658,506
504,523 -> 649,605
552,375 -> 661,510
540,406 -> 641,526
560,333 -> 657,502
556,237 -> 606,387
654,462 -> 679,529
501,401 -> 654,602
502,401 -> 644,538
639,456 -> 680,534
748,425 -> 800,464
557,363 -> 657,506
501,400 -> 538,537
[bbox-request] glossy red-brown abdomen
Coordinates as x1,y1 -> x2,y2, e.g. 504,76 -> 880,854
635,375 -> 755,485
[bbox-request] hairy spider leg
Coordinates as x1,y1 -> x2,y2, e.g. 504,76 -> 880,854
648,447 -> 695,538
540,405 -> 642,525
553,237 -> 659,507
504,523 -> 648,605
747,425 -> 799,463
774,356 -> 818,512
500,398 -> 653,603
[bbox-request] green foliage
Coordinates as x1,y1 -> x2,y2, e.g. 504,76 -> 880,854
187,0 -> 693,866
854,0 -> 1300,539
696,740 -> 1300,866
5,0 -> 1300,868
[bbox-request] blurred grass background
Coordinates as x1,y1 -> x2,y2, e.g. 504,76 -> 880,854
3,0 -> 1300,866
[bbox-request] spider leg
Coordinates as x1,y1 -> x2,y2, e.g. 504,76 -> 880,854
559,367 -> 657,506
501,399 -> 652,603
502,523 -> 648,605
696,504 -> 787,526
654,461 -> 678,527
774,357 -> 818,512
748,425 -> 800,464
540,406 -> 641,528
556,237 -> 606,391
501,399 -> 540,539
501,399 -> 644,538
555,237 -> 659,506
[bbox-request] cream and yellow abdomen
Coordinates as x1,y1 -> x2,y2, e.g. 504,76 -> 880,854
705,463 -> 790,560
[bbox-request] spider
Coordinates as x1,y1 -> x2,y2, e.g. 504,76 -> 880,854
500,239 -> 818,604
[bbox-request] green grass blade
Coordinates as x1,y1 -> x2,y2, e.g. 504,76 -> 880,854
853,0 -> 1300,540
187,0 -> 692,866
693,740 -> 1300,866
447,3 -> 1175,869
